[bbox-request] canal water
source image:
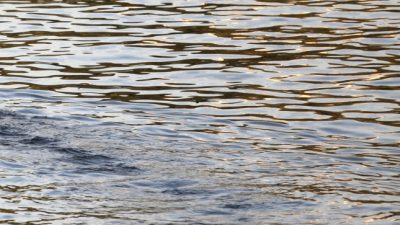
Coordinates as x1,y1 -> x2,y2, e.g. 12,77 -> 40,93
0,0 -> 399,224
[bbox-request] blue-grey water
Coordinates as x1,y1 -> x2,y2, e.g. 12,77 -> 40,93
0,0 -> 399,224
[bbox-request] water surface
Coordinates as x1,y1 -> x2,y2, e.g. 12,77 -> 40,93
0,0 -> 399,224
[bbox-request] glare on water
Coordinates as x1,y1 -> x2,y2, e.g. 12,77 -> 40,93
0,0 -> 399,224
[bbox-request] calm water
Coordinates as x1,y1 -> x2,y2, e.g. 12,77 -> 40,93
0,0 -> 399,224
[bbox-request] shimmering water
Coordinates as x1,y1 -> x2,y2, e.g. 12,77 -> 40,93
0,0 -> 399,224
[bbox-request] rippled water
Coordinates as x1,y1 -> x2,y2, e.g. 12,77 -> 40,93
0,0 -> 399,224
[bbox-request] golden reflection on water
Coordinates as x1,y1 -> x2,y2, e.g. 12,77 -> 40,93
0,0 -> 399,224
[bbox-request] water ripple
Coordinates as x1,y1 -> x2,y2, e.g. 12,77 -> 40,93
0,0 -> 399,224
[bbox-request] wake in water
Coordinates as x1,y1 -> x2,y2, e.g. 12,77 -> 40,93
0,110 -> 139,175
1,109 -> 399,224
0,110 -> 145,223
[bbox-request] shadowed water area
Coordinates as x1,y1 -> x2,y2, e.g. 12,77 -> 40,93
0,0 -> 399,224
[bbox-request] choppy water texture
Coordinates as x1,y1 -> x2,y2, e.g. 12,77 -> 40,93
0,0 -> 399,224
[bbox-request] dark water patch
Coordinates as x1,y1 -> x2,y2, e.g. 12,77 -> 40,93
21,136 -> 56,145
55,147 -> 140,175
221,203 -> 252,210
77,163 -> 139,175
55,147 -> 113,164
0,125 -> 23,137
162,188 -> 219,196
